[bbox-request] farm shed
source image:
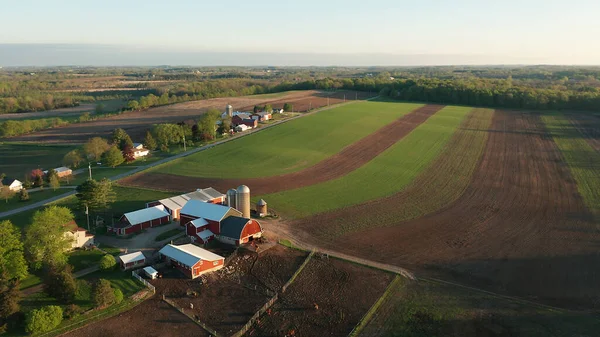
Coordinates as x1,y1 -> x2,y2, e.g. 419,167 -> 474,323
252,112 -> 272,121
218,216 -> 263,245
1,177 -> 22,191
44,166 -> 72,178
109,205 -> 170,236
118,251 -> 146,270
158,244 -> 224,279
180,199 -> 242,232
232,115 -> 257,128
235,124 -> 249,132
143,266 -> 159,279
146,188 -> 226,220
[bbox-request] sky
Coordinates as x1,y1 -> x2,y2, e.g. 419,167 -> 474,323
0,0 -> 599,66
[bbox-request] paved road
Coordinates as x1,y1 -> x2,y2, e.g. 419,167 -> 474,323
0,100 -> 361,219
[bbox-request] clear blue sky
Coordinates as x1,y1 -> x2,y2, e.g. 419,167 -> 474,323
1,0 -> 599,65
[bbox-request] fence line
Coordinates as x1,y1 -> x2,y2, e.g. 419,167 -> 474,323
230,293 -> 279,337
163,296 -> 220,337
132,269 -> 156,294
281,249 -> 315,293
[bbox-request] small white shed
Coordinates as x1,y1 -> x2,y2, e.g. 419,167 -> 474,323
143,266 -> 159,279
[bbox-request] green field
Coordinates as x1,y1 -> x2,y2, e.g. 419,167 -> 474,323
261,106 -> 472,218
0,188 -> 69,213
0,142 -> 77,178
152,101 -> 423,178
357,278 -> 600,337
542,113 -> 600,215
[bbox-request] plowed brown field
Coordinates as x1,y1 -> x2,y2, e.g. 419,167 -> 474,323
119,105 -> 444,194
8,90 -> 365,144
287,110 -> 600,309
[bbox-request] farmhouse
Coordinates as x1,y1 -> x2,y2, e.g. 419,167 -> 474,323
108,205 -> 170,236
147,188 -> 226,220
231,115 -> 257,129
132,143 -> 150,158
44,166 -> 72,178
158,244 -> 224,279
1,177 -> 22,191
64,225 -> 94,249
118,251 -> 146,270
251,111 -> 272,121
180,200 -> 263,245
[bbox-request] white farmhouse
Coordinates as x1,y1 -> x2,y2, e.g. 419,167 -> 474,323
1,177 -> 23,192
132,143 -> 150,158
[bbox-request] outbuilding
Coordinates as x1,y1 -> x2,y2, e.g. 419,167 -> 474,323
146,188 -> 226,220
143,266 -> 159,279
158,244 -> 224,279
118,251 -> 146,270
109,205 -> 170,236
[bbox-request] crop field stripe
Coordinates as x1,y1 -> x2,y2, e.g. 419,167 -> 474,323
121,104 -> 444,194
261,105 -> 473,218
542,113 -> 600,215
150,101 -> 424,179
302,108 -> 494,238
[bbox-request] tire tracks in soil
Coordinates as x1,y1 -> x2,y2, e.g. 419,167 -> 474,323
120,104 -> 445,195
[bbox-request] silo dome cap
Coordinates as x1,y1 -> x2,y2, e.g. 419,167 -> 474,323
257,199 -> 267,206
236,185 -> 250,193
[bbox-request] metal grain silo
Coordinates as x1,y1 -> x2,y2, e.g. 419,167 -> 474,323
236,185 -> 251,218
256,199 -> 268,217
226,105 -> 233,117
227,188 -> 237,208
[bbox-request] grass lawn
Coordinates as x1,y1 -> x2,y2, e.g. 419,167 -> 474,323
0,188 -> 69,213
0,142 -> 77,178
68,248 -> 121,272
66,167 -> 136,186
262,105 -> 472,218
542,113 -> 600,215
357,278 -> 600,337
154,228 -> 183,241
152,101 -> 424,179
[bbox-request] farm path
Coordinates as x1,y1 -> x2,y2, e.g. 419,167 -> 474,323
120,104 -> 445,195
282,110 -> 600,309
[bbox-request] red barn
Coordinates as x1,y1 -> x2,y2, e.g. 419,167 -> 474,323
231,115 -> 257,128
158,244 -> 224,279
118,251 -> 146,270
180,200 -> 263,246
109,206 -> 170,236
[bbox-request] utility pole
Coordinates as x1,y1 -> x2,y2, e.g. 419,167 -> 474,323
183,134 -> 187,152
88,163 -> 92,180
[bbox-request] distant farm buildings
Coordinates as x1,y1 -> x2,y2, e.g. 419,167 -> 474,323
159,244 -> 224,279
1,177 -> 22,191
232,115 -> 257,129
43,166 -> 73,178
132,143 -> 150,158
118,251 -> 146,270
147,188 -> 226,220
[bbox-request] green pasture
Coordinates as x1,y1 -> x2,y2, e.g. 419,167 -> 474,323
152,101 -> 424,178
261,106 -> 472,218
0,142 -> 77,178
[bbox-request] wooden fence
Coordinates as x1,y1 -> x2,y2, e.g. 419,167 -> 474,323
163,296 -> 220,336
131,269 -> 155,294
281,249 -> 315,293
230,293 -> 279,337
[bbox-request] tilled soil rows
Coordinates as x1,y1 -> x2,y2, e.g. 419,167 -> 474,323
247,256 -> 393,337
120,105 -> 444,194
7,90 -> 362,144
292,110 -> 600,309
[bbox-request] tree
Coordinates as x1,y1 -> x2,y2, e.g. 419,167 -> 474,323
18,188 -> 29,202
93,279 -> 115,308
0,186 -> 13,203
0,220 -> 28,281
94,103 -> 105,114
63,149 -> 84,168
197,108 -> 220,141
102,146 -> 124,168
75,178 -> 116,213
143,131 -> 157,150
30,169 -> 44,188
264,104 -> 273,113
253,105 -> 260,113
113,288 -> 123,304
127,100 -> 139,111
217,117 -> 231,134
112,128 -> 133,150
99,255 -> 116,271
24,305 -> 63,335
43,264 -> 77,304
83,137 -> 110,162
152,124 -> 184,147
45,169 -> 58,184
49,174 -> 60,191
283,103 -> 292,112
0,278 -> 21,323
25,206 -> 74,270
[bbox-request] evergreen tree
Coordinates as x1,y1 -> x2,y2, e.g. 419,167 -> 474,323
143,131 -> 157,150
43,264 -> 77,304
18,188 -> 29,202
102,146 -> 125,168
93,279 -> 115,308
